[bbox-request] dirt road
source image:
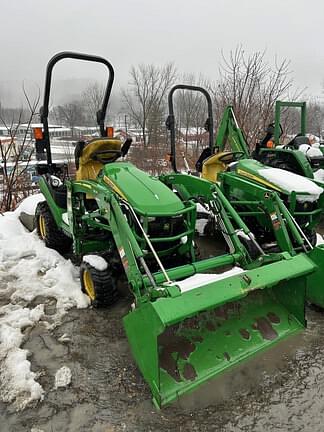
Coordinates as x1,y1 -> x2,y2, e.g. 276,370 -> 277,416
2,293 -> 324,432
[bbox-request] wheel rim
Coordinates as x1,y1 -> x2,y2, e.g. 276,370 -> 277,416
83,269 -> 95,301
39,215 -> 46,239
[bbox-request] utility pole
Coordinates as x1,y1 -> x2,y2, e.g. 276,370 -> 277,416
124,114 -> 128,135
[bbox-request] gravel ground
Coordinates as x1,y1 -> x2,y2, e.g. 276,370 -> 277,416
1,221 -> 324,431
2,294 -> 324,432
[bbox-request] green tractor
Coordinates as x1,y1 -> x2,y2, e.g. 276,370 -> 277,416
33,54 -> 321,408
255,100 -> 324,179
166,85 -> 324,247
165,83 -> 324,303
208,102 -> 324,245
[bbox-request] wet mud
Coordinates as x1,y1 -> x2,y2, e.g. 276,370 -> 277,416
1,223 -> 324,430
1,298 -> 324,432
252,317 -> 278,341
158,328 -> 196,382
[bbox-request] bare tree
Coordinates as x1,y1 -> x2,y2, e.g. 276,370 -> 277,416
82,82 -> 105,126
210,46 -> 295,147
51,100 -> 85,136
122,63 -> 177,146
0,87 -> 40,211
174,74 -> 211,154
306,99 -> 324,138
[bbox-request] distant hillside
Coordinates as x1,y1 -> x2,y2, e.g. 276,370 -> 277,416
0,78 -> 121,110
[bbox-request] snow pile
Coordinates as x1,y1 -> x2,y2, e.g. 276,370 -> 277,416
258,167 -> 323,202
298,144 -> 323,158
54,366 -> 72,389
314,169 -> 324,183
83,254 -> 108,271
195,219 -> 207,236
196,203 -> 209,216
0,195 -> 89,410
0,304 -> 44,410
0,211 -> 88,316
195,203 -> 210,235
176,267 -> 245,293
316,233 -> 324,246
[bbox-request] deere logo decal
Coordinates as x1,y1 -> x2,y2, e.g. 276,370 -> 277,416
103,175 -> 127,200
76,182 -> 92,189
237,169 -> 282,192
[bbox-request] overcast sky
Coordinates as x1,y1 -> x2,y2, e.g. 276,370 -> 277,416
1,0 -> 324,105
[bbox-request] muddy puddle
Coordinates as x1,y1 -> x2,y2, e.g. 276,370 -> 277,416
1,223 -> 324,431
0,296 -> 324,432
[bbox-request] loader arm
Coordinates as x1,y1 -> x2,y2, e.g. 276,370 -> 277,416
215,106 -> 250,157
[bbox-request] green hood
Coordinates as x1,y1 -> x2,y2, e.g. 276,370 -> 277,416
233,159 -> 323,202
233,159 -> 283,192
101,162 -> 185,214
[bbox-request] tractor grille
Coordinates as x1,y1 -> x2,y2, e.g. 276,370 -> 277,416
147,215 -> 186,238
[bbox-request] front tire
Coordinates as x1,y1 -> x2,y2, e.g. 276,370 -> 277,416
35,201 -> 72,253
80,256 -> 119,307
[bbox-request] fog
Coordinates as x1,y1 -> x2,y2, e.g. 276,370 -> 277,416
1,0 -> 324,106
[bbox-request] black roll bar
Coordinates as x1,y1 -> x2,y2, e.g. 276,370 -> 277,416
166,84 -> 214,172
40,51 -> 115,167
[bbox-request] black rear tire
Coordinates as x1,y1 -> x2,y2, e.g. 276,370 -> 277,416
80,256 -> 119,307
35,201 -> 72,254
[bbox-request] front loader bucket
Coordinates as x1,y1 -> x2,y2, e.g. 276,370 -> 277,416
124,254 -> 315,408
306,245 -> 324,307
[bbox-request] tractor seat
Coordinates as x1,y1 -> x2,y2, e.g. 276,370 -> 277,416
288,135 -> 310,149
75,138 -> 123,181
201,152 -> 230,182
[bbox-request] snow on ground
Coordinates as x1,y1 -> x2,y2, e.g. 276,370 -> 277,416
196,203 -> 209,216
0,195 -> 88,410
195,203 -> 210,235
259,167 -> 323,202
0,304 -> 44,409
195,219 -> 207,236
316,233 -> 324,246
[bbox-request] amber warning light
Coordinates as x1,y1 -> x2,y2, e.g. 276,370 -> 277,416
33,127 -> 43,140
106,127 -> 114,138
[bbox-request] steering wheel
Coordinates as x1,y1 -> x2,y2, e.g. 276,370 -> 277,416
217,151 -> 245,164
91,149 -> 122,164
283,140 -> 296,150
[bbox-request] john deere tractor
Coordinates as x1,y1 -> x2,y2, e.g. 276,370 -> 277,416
166,85 -> 324,247
255,101 -> 324,179
165,83 -> 324,300
32,54 -> 324,408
